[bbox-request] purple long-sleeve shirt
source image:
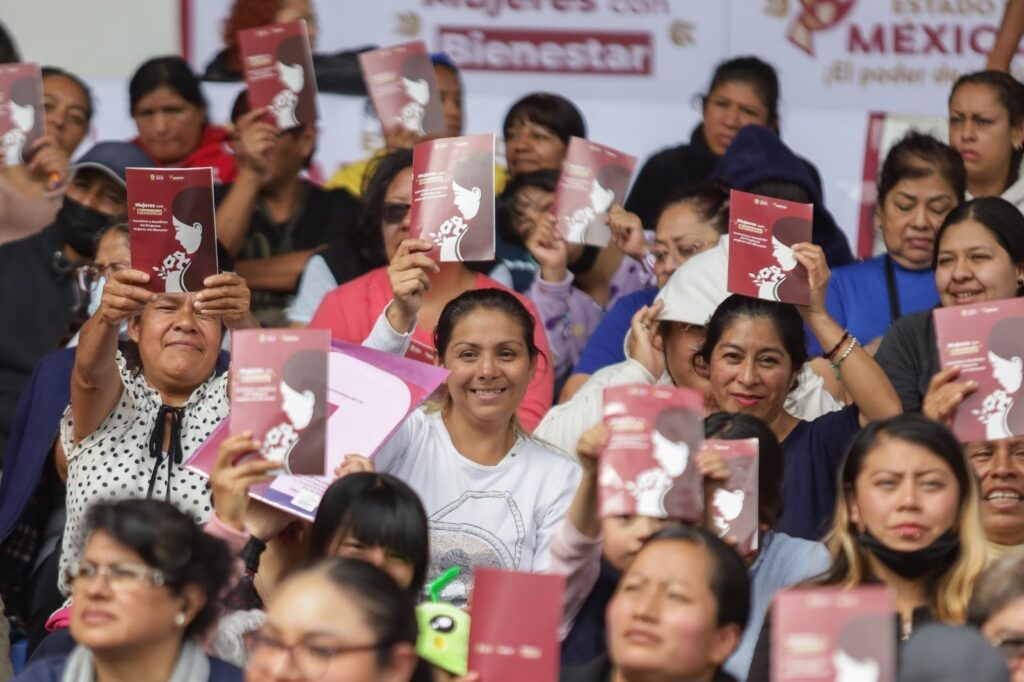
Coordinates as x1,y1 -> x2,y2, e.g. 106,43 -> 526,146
527,257 -> 653,379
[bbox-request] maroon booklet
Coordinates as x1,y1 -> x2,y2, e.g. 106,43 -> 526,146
184,339 -> 449,521
772,586 -> 895,682
934,298 -> 1024,442
0,63 -> 44,166
410,133 -> 495,262
238,19 -> 318,129
229,329 -> 331,476
127,167 -> 219,294
468,569 -> 563,682
359,41 -> 445,137
704,438 -> 759,556
553,137 -> 636,247
405,338 -> 438,365
727,189 -> 812,305
599,384 -> 704,521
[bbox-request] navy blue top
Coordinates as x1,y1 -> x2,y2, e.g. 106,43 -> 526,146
777,407 -> 862,541
561,558 -> 621,666
808,255 -> 938,355
573,289 -> 659,376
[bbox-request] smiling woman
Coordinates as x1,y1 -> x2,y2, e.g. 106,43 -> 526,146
54,264 -> 257,606
338,273 -> 581,605
875,196 -> 1024,412
695,243 -> 902,541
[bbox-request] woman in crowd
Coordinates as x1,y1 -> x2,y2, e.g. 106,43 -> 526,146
948,71 -> 1024,211
645,239 -> 897,539
534,244 -> 845,464
496,93 -> 643,319
808,132 -> 964,362
921,372 -> 1024,558
244,558 -> 419,682
561,184 -> 730,400
746,413 -> 988,680
693,281 -> 902,539
969,553 -> 1024,681
502,93 -> 585,181
203,438 -> 430,666
492,94 -> 585,293
208,441 -> 430,601
554,413 -> 829,679
129,56 -> 237,183
15,499 -> 240,681
55,264 -> 256,605
875,196 -> 1024,412
561,526 -> 750,682
625,56 -> 823,233
288,149 -> 410,326
342,277 -> 581,604
0,67 -> 93,243
309,233 -> 556,430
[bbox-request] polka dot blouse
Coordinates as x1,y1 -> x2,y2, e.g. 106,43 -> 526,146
57,352 -> 227,595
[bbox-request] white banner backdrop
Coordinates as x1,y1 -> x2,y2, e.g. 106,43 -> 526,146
732,0 -> 1023,114
114,0 -> 1016,257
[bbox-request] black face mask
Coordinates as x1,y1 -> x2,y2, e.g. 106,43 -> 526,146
56,198 -> 114,258
857,530 -> 961,579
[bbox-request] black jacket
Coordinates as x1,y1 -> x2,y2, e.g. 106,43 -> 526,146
624,125 -> 827,248
711,124 -> 854,268
0,224 -> 79,463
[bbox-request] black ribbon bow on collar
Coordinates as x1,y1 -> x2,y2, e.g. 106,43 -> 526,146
146,405 -> 186,500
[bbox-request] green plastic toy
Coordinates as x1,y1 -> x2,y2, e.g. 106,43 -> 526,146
416,566 -> 471,676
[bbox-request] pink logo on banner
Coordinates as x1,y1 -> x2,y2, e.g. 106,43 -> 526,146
787,0 -> 857,56
437,27 -> 653,75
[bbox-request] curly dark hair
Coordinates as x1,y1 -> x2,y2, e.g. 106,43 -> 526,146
80,499 -> 234,639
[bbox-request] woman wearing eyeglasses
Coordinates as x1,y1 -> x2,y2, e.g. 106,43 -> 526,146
243,557 -> 418,682
288,149 -> 413,327
65,224 -> 132,347
15,498 -> 241,681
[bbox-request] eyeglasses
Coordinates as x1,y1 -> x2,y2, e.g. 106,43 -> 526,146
77,262 -> 129,292
653,241 -> 709,264
993,632 -> 1024,663
243,631 -> 386,678
382,202 -> 411,226
67,560 -> 165,591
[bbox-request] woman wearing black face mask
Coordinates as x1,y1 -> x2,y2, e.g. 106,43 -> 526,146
746,413 -> 988,681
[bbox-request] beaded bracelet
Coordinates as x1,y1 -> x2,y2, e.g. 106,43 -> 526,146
823,329 -> 851,360
831,336 -> 859,380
